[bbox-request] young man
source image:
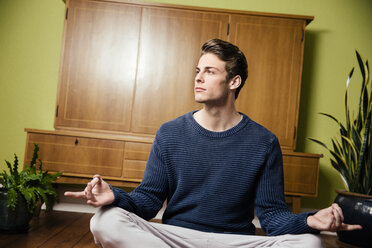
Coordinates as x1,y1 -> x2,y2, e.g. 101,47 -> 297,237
65,39 -> 361,248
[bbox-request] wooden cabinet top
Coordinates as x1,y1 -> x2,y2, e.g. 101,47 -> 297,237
76,0 -> 313,24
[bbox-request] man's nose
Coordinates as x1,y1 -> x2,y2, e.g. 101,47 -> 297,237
195,73 -> 203,83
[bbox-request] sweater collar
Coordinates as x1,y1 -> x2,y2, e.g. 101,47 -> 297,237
186,111 -> 250,138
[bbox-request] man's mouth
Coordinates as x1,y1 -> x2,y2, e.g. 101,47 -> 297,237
195,87 -> 206,92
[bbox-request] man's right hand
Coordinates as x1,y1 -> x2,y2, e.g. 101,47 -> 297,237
64,175 -> 115,207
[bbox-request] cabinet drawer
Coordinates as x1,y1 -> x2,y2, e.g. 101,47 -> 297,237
122,142 -> 152,180
282,152 -> 320,197
25,133 -> 125,177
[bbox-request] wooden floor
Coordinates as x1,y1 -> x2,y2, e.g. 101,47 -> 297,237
0,210 -> 355,248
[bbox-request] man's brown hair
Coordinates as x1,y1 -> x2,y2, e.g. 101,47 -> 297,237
201,39 -> 248,99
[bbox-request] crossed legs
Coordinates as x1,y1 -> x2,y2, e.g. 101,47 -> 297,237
90,206 -> 324,248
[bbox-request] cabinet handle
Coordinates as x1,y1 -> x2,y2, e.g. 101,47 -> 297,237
75,138 -> 79,145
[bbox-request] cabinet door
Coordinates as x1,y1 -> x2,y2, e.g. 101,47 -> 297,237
230,15 -> 306,150
55,0 -> 141,132
131,7 -> 229,134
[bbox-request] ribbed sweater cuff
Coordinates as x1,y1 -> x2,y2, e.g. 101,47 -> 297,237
301,212 -> 321,234
109,185 -> 129,207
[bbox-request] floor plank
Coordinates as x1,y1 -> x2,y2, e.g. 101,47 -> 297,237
74,231 -> 96,248
0,211 -> 95,248
0,210 -> 352,248
7,211 -> 84,248
319,233 -> 359,248
39,213 -> 93,248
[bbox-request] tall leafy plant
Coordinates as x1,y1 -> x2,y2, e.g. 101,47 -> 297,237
0,143 -> 62,212
309,51 -> 371,195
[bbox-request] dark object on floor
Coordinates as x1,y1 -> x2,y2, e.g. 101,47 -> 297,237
0,189 -> 32,233
335,191 -> 372,248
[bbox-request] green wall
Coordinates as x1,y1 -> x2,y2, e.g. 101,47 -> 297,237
0,1 -> 65,165
1,0 -> 372,209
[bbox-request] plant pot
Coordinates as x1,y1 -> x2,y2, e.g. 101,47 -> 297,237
0,189 -> 32,233
334,189 -> 372,248
32,198 -> 45,218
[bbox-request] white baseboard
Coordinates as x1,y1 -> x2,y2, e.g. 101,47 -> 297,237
43,202 -> 98,214
321,231 -> 336,236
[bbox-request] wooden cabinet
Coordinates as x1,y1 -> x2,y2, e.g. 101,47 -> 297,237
55,0 -> 310,150
25,0 -> 320,210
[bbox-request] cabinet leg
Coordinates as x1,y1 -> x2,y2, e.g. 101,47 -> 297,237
292,197 -> 301,214
285,196 -> 301,214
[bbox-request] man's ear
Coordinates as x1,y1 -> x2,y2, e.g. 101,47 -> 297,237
229,75 -> 241,90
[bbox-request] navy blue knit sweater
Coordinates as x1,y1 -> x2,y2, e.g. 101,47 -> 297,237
111,111 -> 318,236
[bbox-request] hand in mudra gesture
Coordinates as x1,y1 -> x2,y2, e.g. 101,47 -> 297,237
307,203 -> 362,232
64,175 -> 114,207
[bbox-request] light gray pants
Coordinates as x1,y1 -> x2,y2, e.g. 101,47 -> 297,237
90,206 -> 324,248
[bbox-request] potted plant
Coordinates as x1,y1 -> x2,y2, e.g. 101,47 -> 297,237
309,51 -> 371,247
0,143 -> 62,233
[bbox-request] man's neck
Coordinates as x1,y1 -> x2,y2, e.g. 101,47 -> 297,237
193,105 -> 242,132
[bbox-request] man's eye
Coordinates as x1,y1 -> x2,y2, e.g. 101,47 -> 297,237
207,70 -> 214,74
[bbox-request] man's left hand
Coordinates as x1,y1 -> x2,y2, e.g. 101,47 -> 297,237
307,203 -> 363,232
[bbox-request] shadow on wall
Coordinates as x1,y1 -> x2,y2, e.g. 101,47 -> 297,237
297,29 -> 329,152
297,29 -> 345,209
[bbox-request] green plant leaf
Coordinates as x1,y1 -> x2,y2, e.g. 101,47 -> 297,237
319,112 -> 348,136
354,114 -> 371,193
308,138 -> 329,150
319,112 -> 340,124
30,143 -> 39,168
1,143 -> 62,213
20,187 -> 37,213
38,158 -> 43,172
366,138 -> 372,194
356,50 -> 365,84
345,86 -> 351,136
330,159 -> 350,189
34,187 -> 48,209
6,188 -> 18,210
340,135 -> 358,165
5,160 -> 12,175
351,122 -> 362,151
366,60 -> 370,87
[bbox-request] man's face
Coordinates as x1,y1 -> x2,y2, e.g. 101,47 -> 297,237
194,53 -> 230,104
